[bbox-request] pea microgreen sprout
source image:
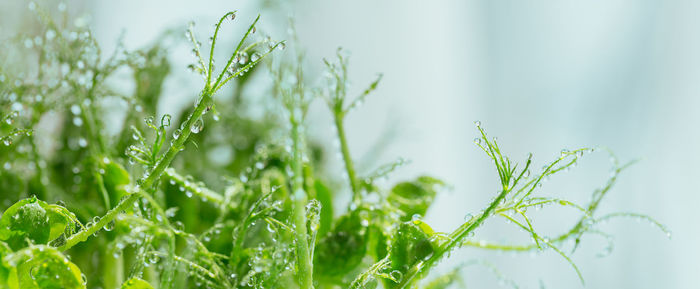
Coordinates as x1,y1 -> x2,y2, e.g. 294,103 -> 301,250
0,4 -> 668,289
319,48 -> 383,204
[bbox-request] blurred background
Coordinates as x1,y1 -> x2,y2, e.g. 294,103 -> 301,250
1,0 -> 697,288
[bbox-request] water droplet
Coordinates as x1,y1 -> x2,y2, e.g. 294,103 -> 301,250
190,117 -> 203,134
78,138 -> 88,147
474,120 -> 481,127
411,214 -> 421,223
473,138 -> 482,145
237,52 -> 248,65
70,104 -> 81,115
72,117 -> 83,127
390,270 -> 403,282
251,52 -> 261,62
173,221 -> 185,231
103,220 -> 115,231
464,213 -> 474,222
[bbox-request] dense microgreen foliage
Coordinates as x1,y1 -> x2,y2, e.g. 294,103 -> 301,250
0,3 -> 668,289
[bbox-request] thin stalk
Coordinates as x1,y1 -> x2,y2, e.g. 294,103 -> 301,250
290,119 -> 314,289
28,134 -> 48,200
79,101 -> 111,209
140,90 -> 212,190
102,248 -> 124,289
333,112 -> 359,202
163,168 -> 225,204
395,188 -> 509,289
60,83 -> 216,252
57,193 -> 139,251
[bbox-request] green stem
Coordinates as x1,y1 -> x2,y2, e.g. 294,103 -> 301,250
102,248 -> 124,289
59,88 -> 215,252
28,134 -> 48,200
163,167 -> 224,204
140,91 -> 213,190
79,101 -> 111,210
291,120 -> 314,289
57,193 -> 139,251
333,112 -> 359,202
395,189 -> 509,289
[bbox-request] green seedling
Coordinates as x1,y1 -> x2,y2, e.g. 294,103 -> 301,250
0,3 -> 668,289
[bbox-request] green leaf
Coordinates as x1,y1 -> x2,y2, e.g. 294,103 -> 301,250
0,197 -> 79,250
313,180 -> 334,237
314,210 -> 369,278
0,197 -> 51,250
390,220 -> 436,271
100,158 -> 131,208
121,278 -> 154,289
384,220 -> 438,288
368,224 -> 389,261
387,176 -> 443,221
5,245 -> 85,289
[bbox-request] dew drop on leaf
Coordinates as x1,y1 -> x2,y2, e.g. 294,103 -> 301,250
190,117 -> 203,134
390,270 -> 403,283
103,220 -> 115,231
72,117 -> 83,127
411,214 -> 421,223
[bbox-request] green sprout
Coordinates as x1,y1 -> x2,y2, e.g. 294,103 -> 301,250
0,3 -> 668,289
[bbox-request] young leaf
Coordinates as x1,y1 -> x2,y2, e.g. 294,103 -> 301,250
121,278 -> 154,289
387,176 -> 443,222
384,220 -> 437,288
0,197 -> 79,251
4,245 -> 85,289
314,210 -> 369,278
312,180 -> 333,237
